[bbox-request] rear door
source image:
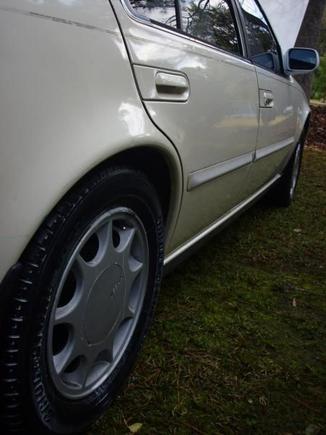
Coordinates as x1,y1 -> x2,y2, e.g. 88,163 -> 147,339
111,0 -> 260,252
236,0 -> 296,193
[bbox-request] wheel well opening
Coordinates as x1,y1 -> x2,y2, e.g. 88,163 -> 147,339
107,147 -> 172,223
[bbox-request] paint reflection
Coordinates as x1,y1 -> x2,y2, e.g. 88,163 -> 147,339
118,102 -> 145,137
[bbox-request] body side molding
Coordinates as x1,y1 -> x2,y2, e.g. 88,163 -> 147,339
187,151 -> 254,191
187,135 -> 294,192
255,137 -> 294,161
165,173 -> 281,265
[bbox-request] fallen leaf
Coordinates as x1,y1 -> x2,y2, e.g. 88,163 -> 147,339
128,423 -> 143,433
259,395 -> 267,406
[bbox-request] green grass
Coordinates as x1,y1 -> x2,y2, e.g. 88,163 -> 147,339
91,149 -> 326,435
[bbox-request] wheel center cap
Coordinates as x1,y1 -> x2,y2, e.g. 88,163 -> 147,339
84,264 -> 124,345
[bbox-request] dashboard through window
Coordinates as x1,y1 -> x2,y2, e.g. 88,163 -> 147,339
238,0 -> 280,72
129,0 -> 178,28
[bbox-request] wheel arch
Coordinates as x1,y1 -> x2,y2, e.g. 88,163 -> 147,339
75,144 -> 183,246
302,111 -> 311,139
104,146 -> 177,220
25,143 -> 182,265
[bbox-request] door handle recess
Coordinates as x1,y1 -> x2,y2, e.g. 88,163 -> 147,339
155,72 -> 188,93
133,65 -> 190,102
259,89 -> 274,108
155,72 -> 190,100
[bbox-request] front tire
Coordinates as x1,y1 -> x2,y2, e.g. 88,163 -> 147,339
0,167 -> 164,434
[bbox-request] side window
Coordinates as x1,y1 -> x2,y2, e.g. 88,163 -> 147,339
238,0 -> 280,72
180,0 -> 241,55
129,0 -> 177,28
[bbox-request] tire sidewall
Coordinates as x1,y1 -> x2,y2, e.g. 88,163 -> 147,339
19,169 -> 163,434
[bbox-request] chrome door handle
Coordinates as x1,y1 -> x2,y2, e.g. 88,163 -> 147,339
133,65 -> 190,102
155,72 -> 190,100
155,72 -> 188,92
259,89 -> 274,108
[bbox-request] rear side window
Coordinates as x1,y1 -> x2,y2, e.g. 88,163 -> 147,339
128,0 -> 241,56
129,0 -> 177,28
238,0 -> 280,72
180,0 -> 241,55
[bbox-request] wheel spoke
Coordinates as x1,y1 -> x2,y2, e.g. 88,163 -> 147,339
54,303 -> 79,326
64,366 -> 87,389
95,220 -> 120,271
129,255 -> 143,274
122,257 -> 143,319
55,255 -> 94,327
119,227 -> 136,257
79,347 -> 99,388
98,335 -> 115,363
54,336 -> 84,375
74,254 -> 96,288
77,343 -> 114,389
54,337 -> 102,390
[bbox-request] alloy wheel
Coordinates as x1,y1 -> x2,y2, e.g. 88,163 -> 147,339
47,208 -> 149,399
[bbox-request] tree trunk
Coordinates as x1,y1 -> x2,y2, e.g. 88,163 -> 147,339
295,0 -> 326,98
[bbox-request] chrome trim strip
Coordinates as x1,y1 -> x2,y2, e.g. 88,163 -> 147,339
164,174 -> 281,265
255,137 -> 294,161
187,152 -> 253,191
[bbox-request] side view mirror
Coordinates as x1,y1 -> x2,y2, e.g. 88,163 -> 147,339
251,52 -> 279,72
284,48 -> 320,76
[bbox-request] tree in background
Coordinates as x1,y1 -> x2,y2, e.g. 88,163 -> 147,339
320,8 -> 326,54
311,7 -> 326,101
295,0 -> 326,98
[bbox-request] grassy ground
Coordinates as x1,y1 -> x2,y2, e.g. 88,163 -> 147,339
91,148 -> 326,435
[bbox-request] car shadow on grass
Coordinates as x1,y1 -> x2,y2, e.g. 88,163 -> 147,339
91,148 -> 326,435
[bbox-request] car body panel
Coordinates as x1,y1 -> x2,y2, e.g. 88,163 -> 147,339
250,70 -> 310,192
0,2 -> 183,281
112,0 -> 260,248
0,2 -> 316,430
246,67 -> 296,193
0,0 -> 311,284
0,0 -> 116,30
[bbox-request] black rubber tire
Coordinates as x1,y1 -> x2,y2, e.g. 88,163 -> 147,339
0,166 -> 164,434
267,141 -> 304,207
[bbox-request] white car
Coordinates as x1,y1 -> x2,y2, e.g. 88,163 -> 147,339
0,0 -> 319,433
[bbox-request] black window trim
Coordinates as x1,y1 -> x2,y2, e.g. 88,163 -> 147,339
229,0 -> 248,58
233,0 -> 286,78
175,0 -> 182,28
122,0 -> 252,62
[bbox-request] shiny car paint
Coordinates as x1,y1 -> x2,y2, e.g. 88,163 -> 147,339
0,0 -> 182,281
0,0 -> 310,283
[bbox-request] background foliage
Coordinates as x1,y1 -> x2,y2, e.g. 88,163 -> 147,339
312,9 -> 326,101
312,56 -> 326,101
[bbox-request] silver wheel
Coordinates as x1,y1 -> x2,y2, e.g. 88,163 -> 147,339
47,207 -> 149,399
289,143 -> 302,199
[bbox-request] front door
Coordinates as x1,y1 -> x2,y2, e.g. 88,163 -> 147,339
112,0 -> 260,252
236,0 -> 296,194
